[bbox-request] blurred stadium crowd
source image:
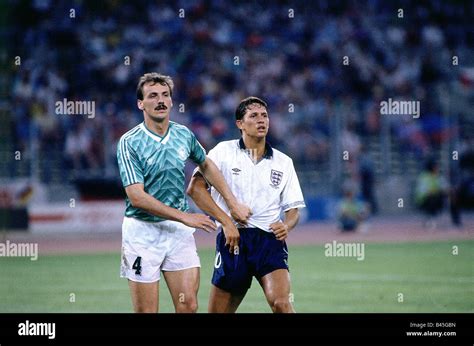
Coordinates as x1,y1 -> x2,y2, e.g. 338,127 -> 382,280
5,0 -> 474,204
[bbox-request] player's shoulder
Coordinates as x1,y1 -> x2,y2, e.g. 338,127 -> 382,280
211,139 -> 239,153
271,146 -> 294,166
169,121 -> 193,136
118,123 -> 143,144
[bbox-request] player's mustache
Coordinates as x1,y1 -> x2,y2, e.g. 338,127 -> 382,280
155,104 -> 167,110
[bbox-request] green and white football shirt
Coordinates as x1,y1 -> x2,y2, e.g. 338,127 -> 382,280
117,121 -> 206,222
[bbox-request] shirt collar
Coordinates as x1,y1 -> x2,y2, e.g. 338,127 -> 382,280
238,138 -> 273,159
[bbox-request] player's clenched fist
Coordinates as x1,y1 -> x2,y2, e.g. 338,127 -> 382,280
269,222 -> 289,241
230,202 -> 252,225
182,213 -> 217,233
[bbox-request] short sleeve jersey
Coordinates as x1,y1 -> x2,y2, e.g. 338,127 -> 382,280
117,121 -> 206,222
202,139 -> 305,232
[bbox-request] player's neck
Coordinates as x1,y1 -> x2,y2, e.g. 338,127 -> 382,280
242,135 -> 266,160
144,116 -> 169,137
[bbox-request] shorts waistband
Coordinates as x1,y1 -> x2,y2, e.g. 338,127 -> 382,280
237,227 -> 265,232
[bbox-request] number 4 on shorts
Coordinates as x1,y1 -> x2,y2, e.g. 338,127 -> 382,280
132,256 -> 142,275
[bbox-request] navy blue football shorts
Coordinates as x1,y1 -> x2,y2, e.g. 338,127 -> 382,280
211,227 -> 289,294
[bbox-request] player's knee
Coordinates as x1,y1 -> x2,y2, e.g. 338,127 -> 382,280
176,298 -> 198,313
271,297 -> 293,313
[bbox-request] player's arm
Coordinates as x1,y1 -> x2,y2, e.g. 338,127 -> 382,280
272,159 -> 305,241
125,183 -> 216,232
198,157 -> 251,224
187,173 -> 240,253
269,208 -> 300,241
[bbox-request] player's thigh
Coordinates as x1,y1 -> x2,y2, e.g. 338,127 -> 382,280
161,230 -> 201,302
162,267 -> 200,306
211,230 -> 253,294
254,231 -> 292,304
121,217 -> 167,283
128,280 -> 159,313
208,284 -> 246,313
258,269 -> 293,310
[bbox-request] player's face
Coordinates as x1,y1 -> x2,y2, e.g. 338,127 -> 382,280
137,82 -> 173,122
237,103 -> 269,139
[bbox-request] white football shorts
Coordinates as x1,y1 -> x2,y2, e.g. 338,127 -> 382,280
120,217 -> 201,283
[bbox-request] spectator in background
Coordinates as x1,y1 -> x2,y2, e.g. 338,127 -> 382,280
337,182 -> 369,232
6,1 -> 472,184
64,122 -> 96,172
359,145 -> 378,215
415,158 -> 448,228
449,155 -> 462,228
453,138 -> 474,225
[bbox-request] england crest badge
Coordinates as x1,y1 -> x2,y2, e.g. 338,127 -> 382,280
270,169 -> 283,187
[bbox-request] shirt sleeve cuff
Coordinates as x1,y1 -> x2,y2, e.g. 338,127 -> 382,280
282,201 -> 306,212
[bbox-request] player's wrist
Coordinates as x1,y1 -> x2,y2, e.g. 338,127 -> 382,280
225,192 -> 243,208
220,216 -> 235,228
226,198 -> 239,211
176,210 -> 189,224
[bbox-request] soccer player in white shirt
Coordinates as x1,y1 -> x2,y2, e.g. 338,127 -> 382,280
187,97 -> 306,313
117,73 -> 251,313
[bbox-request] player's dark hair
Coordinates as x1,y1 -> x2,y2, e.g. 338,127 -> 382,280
235,96 -> 268,121
136,72 -> 174,100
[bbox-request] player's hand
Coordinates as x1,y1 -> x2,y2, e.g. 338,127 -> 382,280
222,221 -> 240,254
182,213 -> 217,233
269,222 -> 289,241
229,202 -> 252,225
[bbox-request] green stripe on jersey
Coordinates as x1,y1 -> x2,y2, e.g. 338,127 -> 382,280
117,121 -> 206,222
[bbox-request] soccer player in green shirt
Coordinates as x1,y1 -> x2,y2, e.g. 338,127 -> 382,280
117,73 -> 250,313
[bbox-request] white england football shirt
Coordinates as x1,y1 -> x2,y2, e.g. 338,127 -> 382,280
198,139 -> 306,232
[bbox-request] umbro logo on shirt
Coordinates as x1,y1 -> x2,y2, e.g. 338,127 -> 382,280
232,168 -> 241,175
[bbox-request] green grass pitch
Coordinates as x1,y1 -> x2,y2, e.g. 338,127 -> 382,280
0,240 -> 472,313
